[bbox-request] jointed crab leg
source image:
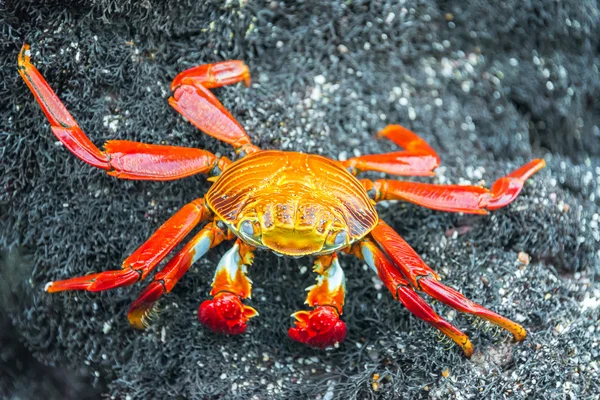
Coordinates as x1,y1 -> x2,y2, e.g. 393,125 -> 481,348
169,61 -> 259,154
371,221 -> 527,342
361,158 -> 545,214
342,125 -> 441,176
18,44 -> 107,169
170,61 -> 251,90
19,44 -> 230,180
45,198 -> 212,293
288,253 -> 347,348
351,238 -> 473,357
198,240 -> 258,335
128,221 -> 228,329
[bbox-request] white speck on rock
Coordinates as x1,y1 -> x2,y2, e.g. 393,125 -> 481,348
103,115 -> 120,133
408,107 -> 416,120
581,293 -> 600,312
314,75 -> 326,85
323,389 -> 334,400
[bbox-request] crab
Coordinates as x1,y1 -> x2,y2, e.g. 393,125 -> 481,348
18,44 -> 545,356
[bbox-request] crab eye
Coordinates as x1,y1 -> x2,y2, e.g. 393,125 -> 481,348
333,231 -> 347,246
241,220 -> 255,236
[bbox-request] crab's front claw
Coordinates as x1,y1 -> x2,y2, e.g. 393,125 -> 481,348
288,306 -> 347,348
198,292 -> 258,335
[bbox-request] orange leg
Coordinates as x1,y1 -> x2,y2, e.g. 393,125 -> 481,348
197,240 -> 258,335
18,44 -> 230,180
350,238 -> 473,357
45,198 -> 212,293
370,221 -> 527,342
342,125 -> 441,176
361,158 -> 545,214
169,61 -> 259,155
128,221 -> 228,329
288,253 -> 347,348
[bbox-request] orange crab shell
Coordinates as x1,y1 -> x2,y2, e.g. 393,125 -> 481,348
206,150 -> 379,255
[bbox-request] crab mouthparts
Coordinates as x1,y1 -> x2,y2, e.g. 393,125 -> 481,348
261,228 -> 325,256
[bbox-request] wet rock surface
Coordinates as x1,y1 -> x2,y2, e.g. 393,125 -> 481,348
1,1 -> 599,398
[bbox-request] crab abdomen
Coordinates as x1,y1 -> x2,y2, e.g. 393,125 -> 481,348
206,150 -> 378,240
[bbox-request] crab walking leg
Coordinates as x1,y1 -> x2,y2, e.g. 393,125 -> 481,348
171,61 -> 251,90
288,253 -> 347,348
371,221 -> 527,341
100,141 -> 231,180
361,159 -> 545,214
198,240 -> 258,335
127,221 -> 228,329
350,238 -> 473,356
45,198 -> 212,293
169,61 -> 259,154
18,44 -> 106,169
18,45 -> 230,180
342,125 -> 441,176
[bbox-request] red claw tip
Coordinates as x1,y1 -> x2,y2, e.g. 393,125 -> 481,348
288,306 -> 346,348
198,292 -> 257,335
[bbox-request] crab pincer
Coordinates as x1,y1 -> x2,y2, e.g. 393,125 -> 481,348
197,241 -> 258,335
199,292 -> 258,335
289,306 -> 347,348
288,254 -> 347,348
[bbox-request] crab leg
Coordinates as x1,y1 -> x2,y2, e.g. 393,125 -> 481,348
127,221 -> 229,329
197,240 -> 259,335
361,159 -> 545,214
45,198 -> 212,293
350,238 -> 474,357
370,221 -> 527,342
288,253 -> 347,348
18,44 -> 230,180
342,125 -> 441,176
169,61 -> 259,154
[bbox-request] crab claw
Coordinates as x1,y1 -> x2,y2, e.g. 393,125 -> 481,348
288,306 -> 347,348
198,292 -> 258,335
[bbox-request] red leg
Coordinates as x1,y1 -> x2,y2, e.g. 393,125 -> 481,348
370,221 -> 527,341
45,198 -> 212,293
169,61 -> 259,154
18,44 -> 230,180
350,238 -> 473,356
342,125 -> 441,176
102,141 -> 230,180
128,221 -> 228,329
288,253 -> 347,348
170,61 -> 251,90
198,240 -> 258,335
362,159 -> 545,214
